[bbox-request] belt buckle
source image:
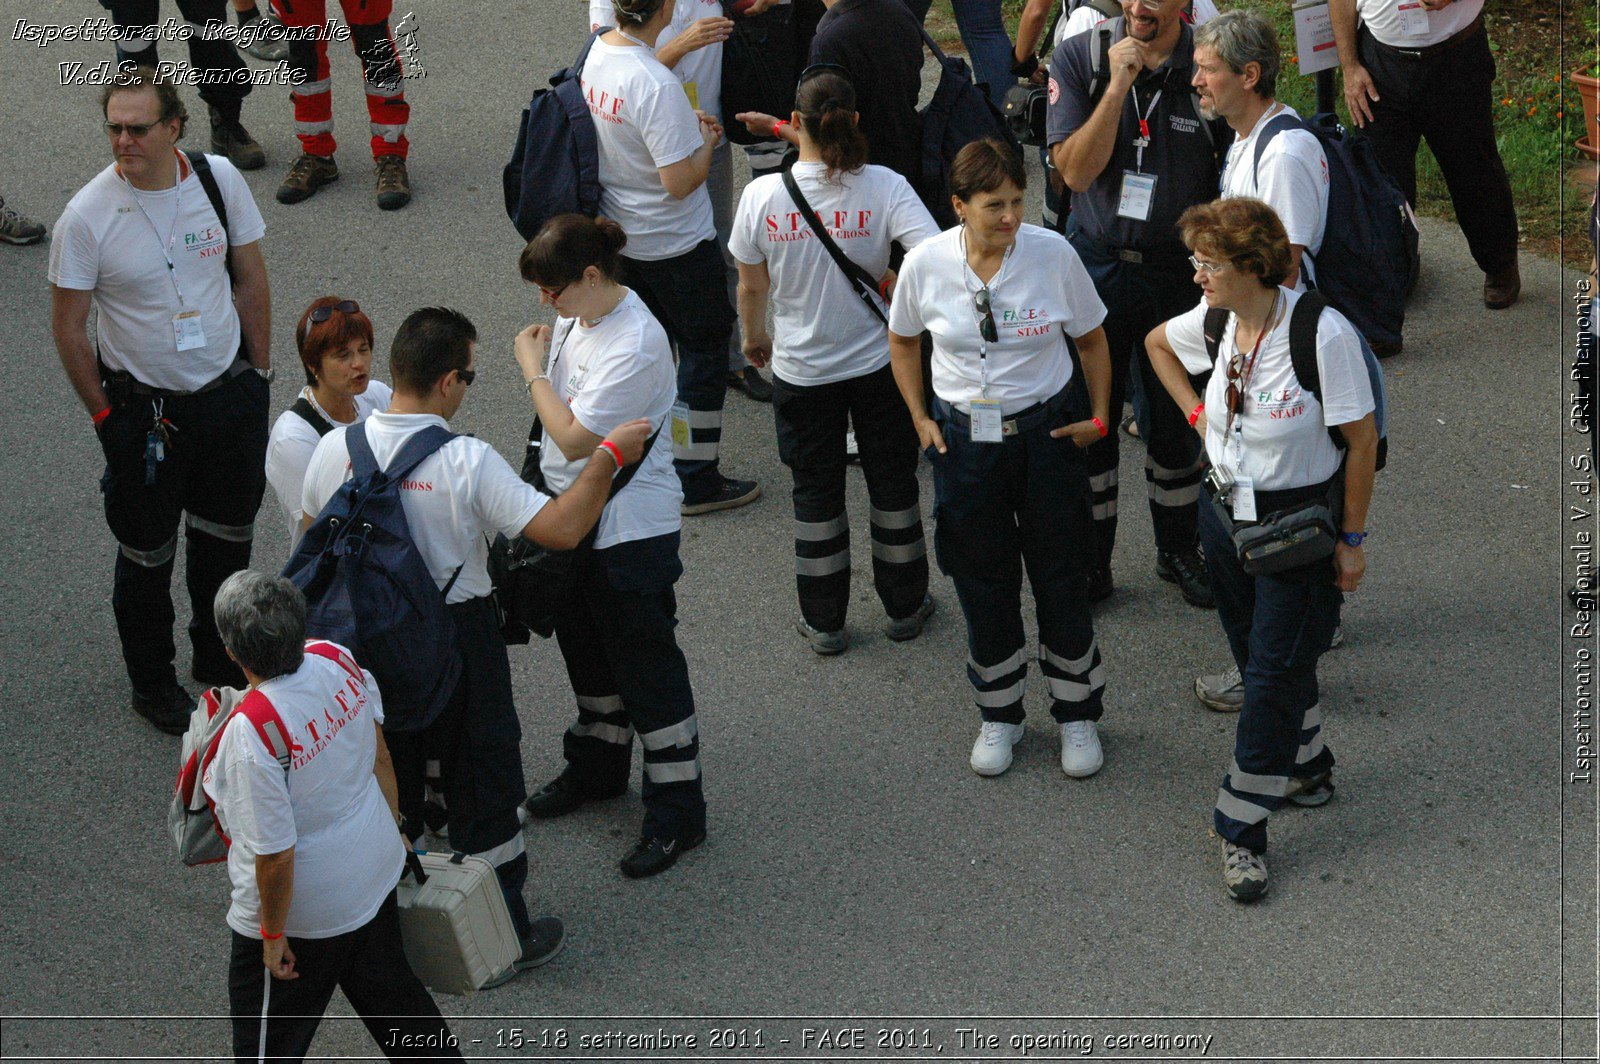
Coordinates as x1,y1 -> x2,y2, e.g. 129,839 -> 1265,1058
1118,249 -> 1144,264
1001,419 -> 1019,436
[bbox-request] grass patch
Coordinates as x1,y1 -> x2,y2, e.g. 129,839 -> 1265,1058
929,0 -> 1595,264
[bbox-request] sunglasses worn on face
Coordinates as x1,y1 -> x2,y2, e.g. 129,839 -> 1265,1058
309,300 -> 360,324
456,368 -> 476,387
105,121 -> 162,138
539,281 -> 574,301
974,287 -> 999,344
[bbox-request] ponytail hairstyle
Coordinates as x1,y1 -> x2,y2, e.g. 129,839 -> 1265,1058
612,0 -> 665,27
519,213 -> 629,290
795,68 -> 868,180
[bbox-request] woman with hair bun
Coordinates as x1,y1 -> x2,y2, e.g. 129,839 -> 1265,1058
511,213 -> 707,881
730,69 -> 941,655
578,0 -> 760,515
265,297 -> 392,550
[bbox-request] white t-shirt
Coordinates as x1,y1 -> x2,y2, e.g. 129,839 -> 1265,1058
581,39 -> 717,261
267,381 -> 394,553
540,290 -> 681,548
589,0 -> 725,124
203,642 -> 403,940
1054,0 -> 1216,47
729,162 -> 940,386
889,223 -> 1107,414
49,152 -> 266,392
1355,0 -> 1479,48
1219,103 -> 1328,291
300,412 -> 549,604
1165,288 -> 1375,491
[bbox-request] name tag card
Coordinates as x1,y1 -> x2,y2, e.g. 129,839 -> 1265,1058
172,309 -> 206,352
968,399 -> 1004,443
1117,171 -> 1157,221
1231,476 -> 1258,521
1397,1 -> 1430,37
670,401 -> 691,448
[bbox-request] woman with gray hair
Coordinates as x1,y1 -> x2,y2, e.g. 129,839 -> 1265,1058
203,570 -> 460,1062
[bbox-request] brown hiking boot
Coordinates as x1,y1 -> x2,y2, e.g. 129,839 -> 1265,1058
208,106 -> 265,170
374,155 -> 412,211
276,153 -> 338,205
1483,265 -> 1521,310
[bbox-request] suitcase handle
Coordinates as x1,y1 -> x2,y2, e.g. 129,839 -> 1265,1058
403,849 -> 429,885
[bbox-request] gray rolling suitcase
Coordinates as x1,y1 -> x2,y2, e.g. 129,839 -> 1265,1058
395,850 -> 520,995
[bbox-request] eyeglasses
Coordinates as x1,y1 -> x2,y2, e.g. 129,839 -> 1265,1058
104,121 -> 162,138
456,367 -> 476,387
1188,255 -> 1229,275
538,281 -> 574,301
974,287 -> 998,344
308,300 -> 361,324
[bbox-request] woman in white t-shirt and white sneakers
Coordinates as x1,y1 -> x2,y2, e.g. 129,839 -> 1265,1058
513,214 -> 706,880
888,139 -> 1115,782
1145,196 -> 1377,903
581,0 -> 760,515
265,297 -> 393,552
731,69 -> 940,655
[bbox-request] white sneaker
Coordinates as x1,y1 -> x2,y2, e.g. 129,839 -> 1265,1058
970,721 -> 1024,776
1329,624 -> 1344,650
1059,720 -> 1103,778
1195,664 -> 1244,712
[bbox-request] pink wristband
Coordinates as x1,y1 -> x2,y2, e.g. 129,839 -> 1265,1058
596,440 -> 624,469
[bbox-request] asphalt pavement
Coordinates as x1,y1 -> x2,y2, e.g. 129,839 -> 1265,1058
0,2 -> 1594,1060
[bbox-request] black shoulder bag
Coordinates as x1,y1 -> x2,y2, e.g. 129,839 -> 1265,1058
780,167 -> 887,325
488,324 -> 663,643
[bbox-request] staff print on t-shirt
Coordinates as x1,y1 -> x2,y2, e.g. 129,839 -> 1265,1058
763,209 -> 876,242
585,83 -> 627,125
290,673 -> 368,770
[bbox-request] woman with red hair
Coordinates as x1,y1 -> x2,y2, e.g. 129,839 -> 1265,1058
266,297 -> 393,549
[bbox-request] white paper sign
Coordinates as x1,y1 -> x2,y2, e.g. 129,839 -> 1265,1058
1293,0 -> 1340,76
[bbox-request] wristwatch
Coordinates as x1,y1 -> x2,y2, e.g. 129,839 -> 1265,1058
254,366 -> 276,383
1338,531 -> 1368,547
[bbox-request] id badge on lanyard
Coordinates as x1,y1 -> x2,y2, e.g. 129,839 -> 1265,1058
1396,1 -> 1430,36
969,345 -> 1003,443
1118,88 -> 1162,221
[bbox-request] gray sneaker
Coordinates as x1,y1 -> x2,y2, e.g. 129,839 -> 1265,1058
1195,663 -> 1243,712
238,12 -> 289,61
1222,841 -> 1268,902
884,595 -> 935,641
1284,770 -> 1334,807
0,196 -> 47,245
795,618 -> 848,655
481,916 -> 565,989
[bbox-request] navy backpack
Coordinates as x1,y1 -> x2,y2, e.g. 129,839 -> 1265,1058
504,30 -> 605,241
1251,111 -> 1420,351
917,25 -> 1022,229
282,423 -> 464,733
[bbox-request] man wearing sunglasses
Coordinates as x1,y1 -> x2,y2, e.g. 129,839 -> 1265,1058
49,65 -> 273,736
1045,0 -> 1227,609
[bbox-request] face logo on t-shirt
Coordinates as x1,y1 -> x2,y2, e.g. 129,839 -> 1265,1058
1257,385 -> 1305,420
584,82 -> 626,125
764,209 -> 874,242
185,224 -> 226,259
1001,306 -> 1054,339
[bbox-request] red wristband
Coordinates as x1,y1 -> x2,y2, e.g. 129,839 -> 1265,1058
772,119 -> 788,135
878,278 -> 892,301
596,440 -> 624,469
260,926 -> 283,941
1188,402 -> 1204,427
92,406 -> 112,426
1091,416 -> 1107,438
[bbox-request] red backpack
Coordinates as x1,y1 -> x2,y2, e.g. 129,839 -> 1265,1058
168,643 -> 362,866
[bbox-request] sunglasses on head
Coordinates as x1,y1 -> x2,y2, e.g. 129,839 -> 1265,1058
309,300 -> 360,324
974,287 -> 998,344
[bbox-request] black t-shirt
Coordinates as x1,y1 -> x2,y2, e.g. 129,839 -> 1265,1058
1044,18 -> 1226,253
809,0 -> 924,185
